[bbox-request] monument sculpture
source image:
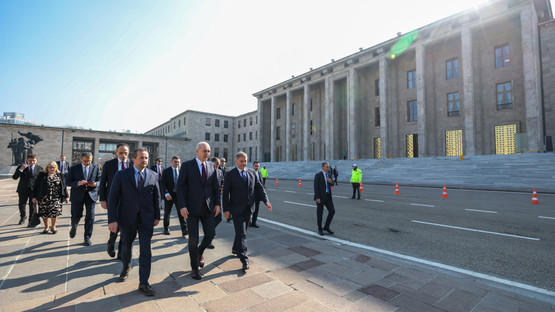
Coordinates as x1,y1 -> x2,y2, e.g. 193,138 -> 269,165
7,131 -> 44,165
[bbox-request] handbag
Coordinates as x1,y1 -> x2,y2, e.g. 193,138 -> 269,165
29,203 -> 41,227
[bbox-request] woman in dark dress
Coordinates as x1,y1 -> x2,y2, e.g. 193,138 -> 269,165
32,161 -> 69,234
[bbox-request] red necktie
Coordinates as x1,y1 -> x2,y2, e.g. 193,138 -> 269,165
122,161 -> 125,170
201,163 -> 207,184
158,165 -> 162,180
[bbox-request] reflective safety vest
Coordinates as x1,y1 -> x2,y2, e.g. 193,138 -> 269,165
350,168 -> 362,183
260,167 -> 269,178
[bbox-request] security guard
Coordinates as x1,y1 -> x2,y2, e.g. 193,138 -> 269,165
260,165 -> 269,186
350,164 -> 362,200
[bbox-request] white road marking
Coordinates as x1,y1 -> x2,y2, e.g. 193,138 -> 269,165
0,229 -> 36,290
0,211 -> 19,226
334,195 -> 349,199
266,188 -> 277,191
257,217 -> 555,299
284,190 -> 296,193
465,209 -> 498,214
365,199 -> 385,203
538,216 -> 555,220
283,201 -> 313,208
411,220 -> 539,241
409,203 -> 435,208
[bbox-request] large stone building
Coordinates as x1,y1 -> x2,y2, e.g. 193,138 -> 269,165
254,0 -> 555,161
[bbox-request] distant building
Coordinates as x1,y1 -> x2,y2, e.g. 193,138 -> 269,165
1,112 -> 35,125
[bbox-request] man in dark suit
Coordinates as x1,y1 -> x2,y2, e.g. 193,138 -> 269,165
151,158 -> 164,182
108,148 -> 160,297
249,161 -> 264,228
160,156 -> 187,236
314,162 -> 335,236
12,154 -> 43,226
176,142 -> 221,280
222,152 -> 271,272
99,143 -> 131,259
206,157 -> 224,249
56,155 -> 70,179
66,152 -> 102,246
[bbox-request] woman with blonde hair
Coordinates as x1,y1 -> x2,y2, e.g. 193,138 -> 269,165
32,161 -> 69,234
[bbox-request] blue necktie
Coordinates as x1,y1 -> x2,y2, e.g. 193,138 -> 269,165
325,173 -> 330,193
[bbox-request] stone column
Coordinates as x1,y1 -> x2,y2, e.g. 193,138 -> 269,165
462,26 -> 476,156
521,4 -> 543,152
325,76 -> 334,159
270,96 -> 276,162
257,99 -> 263,161
93,138 -> 100,165
347,68 -> 358,159
416,44 -> 426,157
379,57 -> 389,159
303,84 -> 310,161
285,90 -> 292,161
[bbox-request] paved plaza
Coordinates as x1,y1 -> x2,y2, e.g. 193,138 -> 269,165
0,179 -> 554,312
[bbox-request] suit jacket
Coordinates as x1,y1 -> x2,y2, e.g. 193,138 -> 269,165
12,164 -> 43,194
222,167 -> 268,215
107,167 -> 160,227
32,172 -> 68,200
313,171 -> 333,202
99,158 -> 132,202
176,158 -> 220,216
151,164 -> 164,180
160,166 -> 180,197
66,163 -> 102,202
56,161 -> 70,174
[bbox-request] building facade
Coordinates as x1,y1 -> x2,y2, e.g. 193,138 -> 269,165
1,112 -> 36,125
254,0 -> 554,161
234,111 -> 259,161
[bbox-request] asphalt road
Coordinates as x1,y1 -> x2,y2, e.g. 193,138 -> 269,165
255,179 -> 555,291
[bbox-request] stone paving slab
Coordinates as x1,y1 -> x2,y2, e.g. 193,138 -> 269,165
0,179 -> 554,311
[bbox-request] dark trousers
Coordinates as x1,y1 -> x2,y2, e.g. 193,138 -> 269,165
317,194 -> 335,230
351,183 -> 361,199
17,190 -> 33,219
120,214 -> 153,285
163,197 -> 187,234
232,208 -> 251,263
107,229 -> 121,256
333,175 -> 338,185
262,178 -> 266,186
71,195 -> 96,239
187,206 -> 215,270
214,209 -> 222,234
251,200 -> 260,225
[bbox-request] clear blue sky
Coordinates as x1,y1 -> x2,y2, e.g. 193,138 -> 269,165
1,0 -> 552,133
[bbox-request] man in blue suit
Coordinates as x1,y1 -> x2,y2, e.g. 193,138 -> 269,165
66,152 -> 101,246
108,148 -> 160,297
222,152 -> 271,272
176,142 -> 221,280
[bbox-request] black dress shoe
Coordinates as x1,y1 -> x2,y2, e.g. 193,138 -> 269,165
84,238 -> 92,246
207,244 -> 215,249
199,255 -> 205,268
318,229 -> 324,236
18,217 -> 25,225
182,229 -> 188,236
250,223 -> 260,228
119,268 -> 130,282
163,228 -> 170,235
107,242 -> 116,258
242,262 -> 249,271
323,227 -> 334,235
138,283 -> 155,296
191,269 -> 202,280
69,226 -> 76,238
41,229 -> 50,234
232,249 -> 239,256
51,229 -> 57,234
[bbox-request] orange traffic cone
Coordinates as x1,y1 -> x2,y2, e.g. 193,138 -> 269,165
441,184 -> 449,198
359,182 -> 364,192
275,178 -> 279,185
531,188 -> 539,204
394,182 -> 400,194
298,178 -> 302,187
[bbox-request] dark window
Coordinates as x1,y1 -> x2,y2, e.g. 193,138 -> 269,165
447,92 -> 460,116
495,44 -> 510,68
243,133 -> 246,141
375,79 -> 380,96
375,107 -> 380,126
205,118 -> 211,126
310,98 -> 313,111
215,119 -> 220,127
276,127 -> 280,140
223,148 -> 228,160
215,133 -> 220,141
214,148 -> 219,158
277,107 -> 281,119
238,134 -> 240,142
224,134 -> 228,142
291,123 -> 296,138
243,119 -> 246,127
184,117 -> 186,125
407,100 -> 418,122
205,132 -> 210,141
446,58 -> 459,80
249,132 -> 252,140
238,121 -> 241,128
178,120 -> 181,127
310,120 -> 313,135
249,117 -> 253,125
292,103 -> 296,116
224,120 -> 229,128
408,70 -> 416,89
496,82 -> 512,109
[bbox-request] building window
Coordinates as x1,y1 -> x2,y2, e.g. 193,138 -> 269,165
495,44 -> 510,68
243,133 -> 246,141
249,132 -> 252,140
310,120 -> 313,135
310,98 -> 313,111
276,127 -> 280,140
244,119 -> 246,127
375,79 -> 380,96
215,119 -> 220,127
178,120 -> 181,127
291,123 -> 296,138
214,148 -> 219,158
277,107 -> 281,119
407,100 -> 418,122
224,134 -> 228,142
496,82 -> 512,110
407,70 -> 416,89
205,132 -> 210,141
375,107 -> 380,127
446,58 -> 459,80
447,92 -> 461,116
249,117 -> 253,125
238,121 -> 241,128
205,118 -> 211,126
292,103 -> 296,116
184,117 -> 186,125
224,120 -> 229,128
215,133 -> 220,142
256,115 -> 258,124
238,134 -> 240,142
174,122 -> 176,129
223,148 -> 228,160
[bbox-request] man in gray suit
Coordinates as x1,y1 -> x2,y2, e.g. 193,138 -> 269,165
176,142 -> 221,280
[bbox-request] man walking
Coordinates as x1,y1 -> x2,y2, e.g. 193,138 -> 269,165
56,155 -> 70,180
260,165 -> 268,186
350,164 -> 362,200
176,142 -> 221,280
250,161 -> 264,228
222,152 -> 271,271
151,158 -> 164,182
67,152 -> 101,246
314,162 -> 335,236
160,156 -> 188,237
108,148 -> 160,296
99,143 -> 132,259
12,154 -> 43,226
332,165 -> 339,185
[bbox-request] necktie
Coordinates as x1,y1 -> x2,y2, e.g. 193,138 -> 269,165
241,170 -> 247,182
201,163 -> 207,184
138,171 -> 144,192
174,168 -> 178,185
325,173 -> 330,193
84,167 -> 88,180
61,163 -> 64,173
158,165 -> 162,180
122,161 -> 125,170
31,166 -> 33,175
